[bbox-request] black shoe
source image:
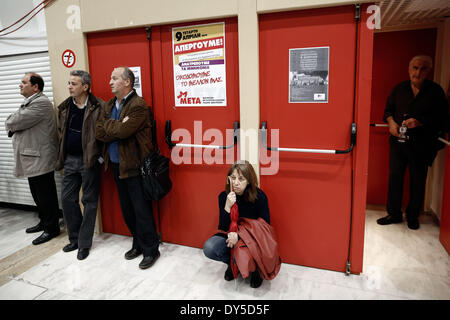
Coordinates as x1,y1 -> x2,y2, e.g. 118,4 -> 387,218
139,250 -> 160,269
125,248 -> 142,260
32,231 -> 59,245
376,215 -> 403,225
407,218 -> 420,230
224,265 -> 234,281
63,243 -> 78,252
250,270 -> 263,288
77,248 -> 90,260
26,224 -> 43,233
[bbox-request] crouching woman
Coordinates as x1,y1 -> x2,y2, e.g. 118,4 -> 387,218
203,160 -> 281,288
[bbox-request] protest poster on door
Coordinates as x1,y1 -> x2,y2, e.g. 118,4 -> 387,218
129,66 -> 142,97
172,22 -> 227,107
289,47 -> 329,103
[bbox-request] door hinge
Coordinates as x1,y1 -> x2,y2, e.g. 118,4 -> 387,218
345,260 -> 351,276
355,4 -> 361,22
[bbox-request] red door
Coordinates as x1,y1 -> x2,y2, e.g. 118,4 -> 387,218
259,5 -> 373,273
87,28 -> 154,236
151,18 -> 240,248
367,29 -> 436,206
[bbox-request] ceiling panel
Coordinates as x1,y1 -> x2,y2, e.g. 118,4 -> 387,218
379,0 -> 450,28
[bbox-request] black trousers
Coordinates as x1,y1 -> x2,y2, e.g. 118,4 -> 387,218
28,171 -> 60,235
62,154 -> 101,249
111,163 -> 159,257
386,138 -> 429,220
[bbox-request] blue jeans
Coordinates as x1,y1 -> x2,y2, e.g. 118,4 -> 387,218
203,235 -> 230,264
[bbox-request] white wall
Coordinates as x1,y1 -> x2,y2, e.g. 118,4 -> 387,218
0,0 -> 48,55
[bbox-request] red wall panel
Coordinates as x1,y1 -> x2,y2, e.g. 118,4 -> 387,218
440,147 -> 450,254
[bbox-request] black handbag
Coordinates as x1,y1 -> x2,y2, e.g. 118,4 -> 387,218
141,150 -> 172,201
140,107 -> 172,201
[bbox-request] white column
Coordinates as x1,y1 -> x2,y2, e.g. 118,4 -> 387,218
237,0 -> 260,179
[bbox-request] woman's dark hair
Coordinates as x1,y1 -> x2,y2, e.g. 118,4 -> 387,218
225,160 -> 258,203
26,72 -> 44,92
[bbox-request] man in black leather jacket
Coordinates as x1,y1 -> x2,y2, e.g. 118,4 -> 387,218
377,55 -> 449,230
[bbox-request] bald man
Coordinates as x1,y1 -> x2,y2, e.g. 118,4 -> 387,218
377,55 -> 449,230
96,66 -> 160,269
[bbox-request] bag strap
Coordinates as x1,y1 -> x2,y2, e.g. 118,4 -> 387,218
148,106 -> 159,153
147,106 -> 162,243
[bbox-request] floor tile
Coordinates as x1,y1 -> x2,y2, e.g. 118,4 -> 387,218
0,206 -> 449,300
0,209 -> 39,260
0,279 -> 46,300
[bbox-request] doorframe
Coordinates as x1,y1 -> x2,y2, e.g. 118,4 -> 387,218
348,4 -> 374,274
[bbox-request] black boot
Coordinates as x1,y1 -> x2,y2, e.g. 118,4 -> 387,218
26,223 -> 43,233
250,270 -> 263,288
224,264 -> 234,281
407,218 -> 420,230
376,215 -> 402,225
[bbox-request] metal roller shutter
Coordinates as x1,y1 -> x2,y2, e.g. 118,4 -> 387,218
0,51 -> 62,206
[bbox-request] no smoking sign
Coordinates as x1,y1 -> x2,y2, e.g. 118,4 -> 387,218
62,49 -> 76,68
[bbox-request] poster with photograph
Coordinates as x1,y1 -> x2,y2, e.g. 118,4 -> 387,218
172,22 -> 226,106
289,47 -> 329,103
129,66 -> 142,97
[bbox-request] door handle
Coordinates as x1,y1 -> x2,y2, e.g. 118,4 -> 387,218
370,123 -> 388,127
165,120 -> 240,149
260,121 -> 356,154
370,123 -> 450,146
438,137 -> 450,146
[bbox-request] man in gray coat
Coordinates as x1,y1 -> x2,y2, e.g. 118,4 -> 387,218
5,72 -> 60,245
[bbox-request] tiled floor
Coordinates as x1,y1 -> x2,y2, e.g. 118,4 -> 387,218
0,206 -> 449,300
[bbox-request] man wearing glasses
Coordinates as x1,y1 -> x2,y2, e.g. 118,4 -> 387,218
56,70 -> 104,260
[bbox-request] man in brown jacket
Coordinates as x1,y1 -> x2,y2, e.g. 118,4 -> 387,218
96,66 -> 160,269
56,70 -> 103,260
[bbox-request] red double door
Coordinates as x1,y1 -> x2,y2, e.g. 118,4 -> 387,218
88,5 -> 376,273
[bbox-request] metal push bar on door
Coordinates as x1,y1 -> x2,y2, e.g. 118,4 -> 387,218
439,137 -> 450,146
260,121 -> 357,154
370,123 -> 388,128
165,120 -> 240,149
370,123 -> 450,146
